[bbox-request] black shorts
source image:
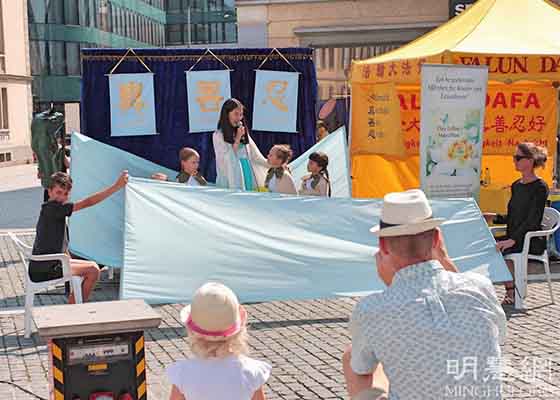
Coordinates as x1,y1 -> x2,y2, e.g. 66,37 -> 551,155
28,260 -> 63,283
500,237 -> 546,256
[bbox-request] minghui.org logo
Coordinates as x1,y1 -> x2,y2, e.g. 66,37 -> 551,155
444,385 -> 501,398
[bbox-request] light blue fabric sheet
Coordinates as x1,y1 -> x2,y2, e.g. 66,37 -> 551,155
69,129 -> 349,268
289,126 -> 351,198
68,132 -> 176,267
121,177 -> 511,304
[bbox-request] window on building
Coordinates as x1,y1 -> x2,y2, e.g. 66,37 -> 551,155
64,0 -> 79,25
131,13 -> 136,40
99,0 -> 110,31
66,42 -> 80,75
88,0 -> 96,27
168,0 -> 182,14
0,152 -> 12,162
79,0 -> 89,26
225,22 -> 236,43
167,24 -> 182,44
47,0 -> 65,24
111,5 -> 117,34
194,24 -> 209,44
209,23 -> 217,43
28,1 -> 45,24
107,2 -> 113,32
118,7 -> 124,36
0,87 -> 8,130
143,16 -> 147,42
319,48 -> 326,70
49,41 -> 66,75
183,24 -> 191,45
327,48 -> 335,70
30,40 -> 48,75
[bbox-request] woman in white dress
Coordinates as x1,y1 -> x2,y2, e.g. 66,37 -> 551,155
213,99 -> 268,191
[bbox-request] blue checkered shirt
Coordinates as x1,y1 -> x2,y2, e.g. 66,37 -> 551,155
351,260 -> 507,400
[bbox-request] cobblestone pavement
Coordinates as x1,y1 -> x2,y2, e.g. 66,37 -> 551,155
1,234 -> 560,399
0,164 -> 43,230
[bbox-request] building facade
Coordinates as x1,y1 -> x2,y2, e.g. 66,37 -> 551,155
0,0 -> 34,166
165,0 -> 238,47
28,0 -> 166,110
27,0 -> 239,131
236,0 -> 449,100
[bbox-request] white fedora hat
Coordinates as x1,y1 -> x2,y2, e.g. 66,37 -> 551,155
180,282 -> 246,341
370,189 -> 445,237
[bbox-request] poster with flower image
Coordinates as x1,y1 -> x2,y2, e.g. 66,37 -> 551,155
420,64 -> 488,199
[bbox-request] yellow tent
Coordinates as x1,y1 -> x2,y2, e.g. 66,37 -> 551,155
350,0 -> 560,202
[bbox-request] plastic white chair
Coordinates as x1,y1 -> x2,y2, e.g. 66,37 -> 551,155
502,207 -> 559,310
7,232 -> 83,338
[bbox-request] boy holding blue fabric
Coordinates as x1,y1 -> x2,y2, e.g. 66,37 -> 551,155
30,170 -> 128,303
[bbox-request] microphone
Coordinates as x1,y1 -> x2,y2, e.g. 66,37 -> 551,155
237,120 -> 247,143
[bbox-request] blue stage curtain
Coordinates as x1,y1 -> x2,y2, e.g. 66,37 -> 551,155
80,48 -> 318,182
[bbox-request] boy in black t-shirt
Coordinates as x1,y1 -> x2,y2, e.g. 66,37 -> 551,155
30,170 -> 128,303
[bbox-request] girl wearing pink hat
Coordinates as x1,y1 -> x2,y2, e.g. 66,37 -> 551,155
167,282 -> 272,400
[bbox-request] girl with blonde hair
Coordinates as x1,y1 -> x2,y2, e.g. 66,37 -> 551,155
167,282 -> 271,400
264,145 -> 298,195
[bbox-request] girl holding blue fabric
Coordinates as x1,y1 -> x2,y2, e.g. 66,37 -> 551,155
213,99 -> 268,191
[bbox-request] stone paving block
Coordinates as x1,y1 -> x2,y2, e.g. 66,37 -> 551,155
1,235 -> 560,399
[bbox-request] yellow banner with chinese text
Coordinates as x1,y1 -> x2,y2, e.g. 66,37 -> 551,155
350,82 -> 404,157
352,53 -> 560,85
351,55 -> 445,85
397,83 -> 557,157
452,53 -> 560,83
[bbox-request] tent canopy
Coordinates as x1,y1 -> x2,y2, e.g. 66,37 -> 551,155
351,0 -> 560,84
349,0 -> 560,199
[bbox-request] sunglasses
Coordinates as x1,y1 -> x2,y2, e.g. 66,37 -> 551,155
513,155 -> 530,162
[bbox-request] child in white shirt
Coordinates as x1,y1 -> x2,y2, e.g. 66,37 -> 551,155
167,282 -> 271,400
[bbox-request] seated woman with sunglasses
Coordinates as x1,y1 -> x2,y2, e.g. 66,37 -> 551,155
484,142 -> 549,305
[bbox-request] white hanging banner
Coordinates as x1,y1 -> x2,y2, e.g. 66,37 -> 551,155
186,70 -> 231,133
420,64 -> 488,199
252,70 -> 299,133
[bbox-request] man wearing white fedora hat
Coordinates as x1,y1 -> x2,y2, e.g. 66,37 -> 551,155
343,190 -> 507,400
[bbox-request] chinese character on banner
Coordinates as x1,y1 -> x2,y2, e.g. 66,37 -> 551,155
528,116 -> 546,132
109,73 -> 158,137
491,115 -> 507,133
405,118 -> 421,132
376,64 -> 385,78
186,70 -> 231,133
252,70 -> 299,133
401,61 -> 412,76
388,62 -> 398,77
511,115 -> 526,132
362,65 -> 371,80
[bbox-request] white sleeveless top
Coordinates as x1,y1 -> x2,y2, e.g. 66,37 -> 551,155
167,355 -> 271,400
